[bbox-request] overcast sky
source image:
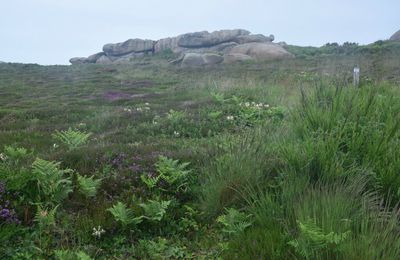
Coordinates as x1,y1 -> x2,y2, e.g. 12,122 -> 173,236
1,0 -> 399,65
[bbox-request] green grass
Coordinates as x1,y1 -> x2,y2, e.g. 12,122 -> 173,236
1,47 -> 400,259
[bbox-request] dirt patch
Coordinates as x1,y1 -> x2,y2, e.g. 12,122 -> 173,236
96,68 -> 117,73
181,100 -> 198,108
103,91 -> 132,101
103,91 -> 161,101
120,80 -> 154,88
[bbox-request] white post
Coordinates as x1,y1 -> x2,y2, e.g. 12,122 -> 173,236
353,66 -> 360,87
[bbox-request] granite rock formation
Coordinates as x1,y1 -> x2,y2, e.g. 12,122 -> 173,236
69,29 -> 293,66
390,30 -> 400,41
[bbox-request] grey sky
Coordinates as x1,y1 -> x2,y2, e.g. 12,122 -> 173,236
1,0 -> 399,65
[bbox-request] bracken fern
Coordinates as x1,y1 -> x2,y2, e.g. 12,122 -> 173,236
53,128 -> 91,150
32,158 -> 73,206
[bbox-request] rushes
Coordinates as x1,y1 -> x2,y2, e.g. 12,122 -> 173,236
292,84 -> 400,194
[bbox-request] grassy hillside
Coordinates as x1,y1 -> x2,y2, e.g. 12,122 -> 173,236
1,48 -> 400,259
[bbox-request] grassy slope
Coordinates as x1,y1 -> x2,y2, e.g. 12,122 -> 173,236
0,45 -> 400,258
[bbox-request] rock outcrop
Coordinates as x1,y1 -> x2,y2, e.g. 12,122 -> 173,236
181,53 -> 224,67
103,39 -> 154,56
390,30 -> 400,41
69,29 -> 293,66
177,29 -> 250,48
234,34 -> 274,44
223,53 -> 254,64
87,52 -> 105,63
154,36 -> 182,53
228,42 -> 294,61
96,55 -> 113,64
69,57 -> 90,65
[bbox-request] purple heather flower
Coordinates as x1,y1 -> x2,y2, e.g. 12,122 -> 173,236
0,183 -> 20,225
0,208 -> 10,217
0,208 -> 20,224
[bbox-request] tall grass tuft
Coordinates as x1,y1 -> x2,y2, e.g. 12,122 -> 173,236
290,84 -> 400,195
199,126 -> 283,217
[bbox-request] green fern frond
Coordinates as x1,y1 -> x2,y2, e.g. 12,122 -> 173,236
107,201 -> 142,226
77,174 -> 101,197
140,174 -> 160,189
53,128 -> 91,150
217,208 -> 253,236
289,218 -> 352,258
32,158 -> 73,205
155,156 -> 191,190
140,199 -> 171,222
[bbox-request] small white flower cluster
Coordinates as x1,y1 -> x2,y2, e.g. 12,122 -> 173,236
123,103 -> 151,113
226,115 -> 235,121
240,102 -> 270,109
152,115 -> 160,125
174,131 -> 180,137
53,143 -> 59,149
92,226 -> 105,239
78,122 -> 86,127
0,153 -> 7,161
132,103 -> 151,113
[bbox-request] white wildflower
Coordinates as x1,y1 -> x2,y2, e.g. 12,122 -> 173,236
264,104 -> 270,108
245,102 -> 250,107
78,122 -> 86,127
53,143 -> 59,149
145,102 -> 150,106
152,116 -> 160,125
144,107 -> 150,110
0,153 -> 7,161
92,226 -> 105,239
174,131 -> 180,137
226,115 -> 234,121
136,107 -> 143,112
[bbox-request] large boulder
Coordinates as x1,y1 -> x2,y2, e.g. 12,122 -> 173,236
178,29 -> 250,48
181,53 -> 223,67
229,43 -> 294,61
86,52 -> 105,63
204,42 -> 238,53
234,34 -> 274,44
103,39 -> 155,56
154,36 -> 181,53
69,57 -> 89,64
110,52 -> 146,63
96,55 -> 113,64
223,53 -> 254,64
390,30 -> 400,41
175,42 -> 239,54
203,53 -> 224,64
